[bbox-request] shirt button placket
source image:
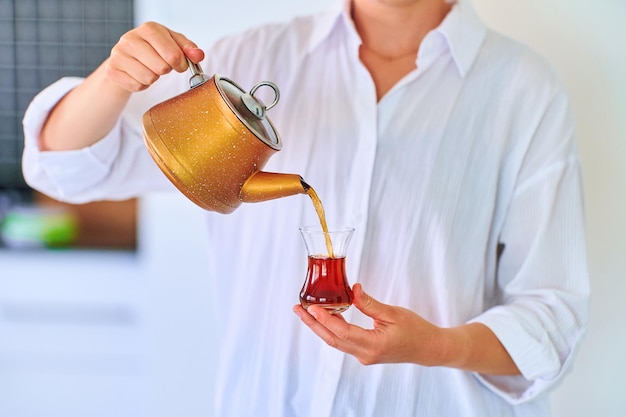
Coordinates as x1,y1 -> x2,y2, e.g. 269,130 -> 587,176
309,45 -> 379,417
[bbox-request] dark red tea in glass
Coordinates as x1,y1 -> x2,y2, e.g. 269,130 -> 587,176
299,226 -> 354,314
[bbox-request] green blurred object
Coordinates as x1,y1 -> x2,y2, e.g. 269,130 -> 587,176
0,207 -> 78,249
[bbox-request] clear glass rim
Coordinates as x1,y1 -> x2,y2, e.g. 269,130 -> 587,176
299,225 -> 355,234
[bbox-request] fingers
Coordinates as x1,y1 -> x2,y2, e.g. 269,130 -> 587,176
293,305 -> 343,348
107,22 -> 204,92
293,305 -> 364,353
293,287 -> 400,365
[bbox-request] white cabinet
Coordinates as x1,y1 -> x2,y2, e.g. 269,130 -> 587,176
0,194 -> 217,417
0,250 -> 148,417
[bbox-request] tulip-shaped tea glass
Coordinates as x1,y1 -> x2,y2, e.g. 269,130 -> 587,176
299,226 -> 355,314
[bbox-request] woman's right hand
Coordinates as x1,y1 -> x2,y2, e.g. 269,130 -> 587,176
105,21 -> 205,93
38,22 -> 203,151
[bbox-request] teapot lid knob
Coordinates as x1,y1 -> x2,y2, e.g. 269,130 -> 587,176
241,82 -> 280,120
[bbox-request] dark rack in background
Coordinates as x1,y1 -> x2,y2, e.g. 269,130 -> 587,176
0,0 -> 134,194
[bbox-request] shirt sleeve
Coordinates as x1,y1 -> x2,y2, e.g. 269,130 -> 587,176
22,77 -> 174,203
470,87 -> 590,404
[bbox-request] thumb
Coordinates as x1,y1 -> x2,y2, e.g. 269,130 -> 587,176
183,46 -> 205,64
352,283 -> 390,320
169,30 -> 205,67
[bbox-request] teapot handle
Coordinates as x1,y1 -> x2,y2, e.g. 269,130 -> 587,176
186,57 -> 210,89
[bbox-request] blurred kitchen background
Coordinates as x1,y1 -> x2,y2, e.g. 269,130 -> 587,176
0,0 -> 624,416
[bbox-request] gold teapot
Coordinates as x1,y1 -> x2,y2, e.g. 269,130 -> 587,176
142,59 -> 308,214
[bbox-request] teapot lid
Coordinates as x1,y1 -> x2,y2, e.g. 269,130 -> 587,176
215,75 -> 282,151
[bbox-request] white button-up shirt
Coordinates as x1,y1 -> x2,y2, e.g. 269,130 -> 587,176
23,1 -> 589,416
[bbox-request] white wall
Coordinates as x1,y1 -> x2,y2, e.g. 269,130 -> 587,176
135,0 -> 338,46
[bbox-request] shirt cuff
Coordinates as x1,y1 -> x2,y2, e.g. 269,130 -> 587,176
22,77 -> 122,202
469,307 -> 586,404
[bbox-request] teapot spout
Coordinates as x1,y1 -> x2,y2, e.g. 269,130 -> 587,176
240,171 -> 309,204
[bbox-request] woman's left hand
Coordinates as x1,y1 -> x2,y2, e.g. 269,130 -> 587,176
293,283 -> 447,366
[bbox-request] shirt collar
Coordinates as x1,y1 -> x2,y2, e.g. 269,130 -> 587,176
306,0 -> 357,55
436,0 -> 487,77
306,0 -> 487,78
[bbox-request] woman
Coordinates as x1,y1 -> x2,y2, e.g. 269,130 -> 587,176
23,0 -> 589,415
